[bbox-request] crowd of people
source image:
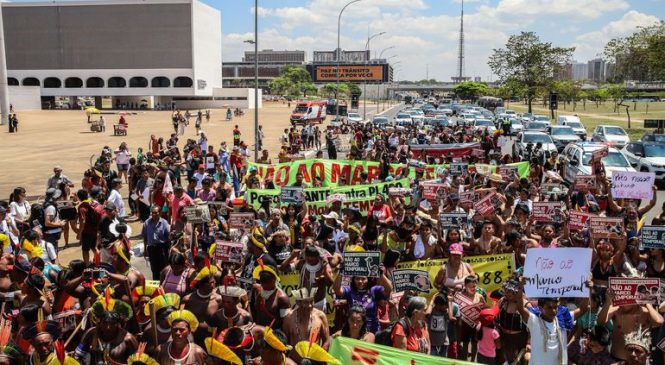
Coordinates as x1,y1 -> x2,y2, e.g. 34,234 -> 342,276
0,107 -> 664,365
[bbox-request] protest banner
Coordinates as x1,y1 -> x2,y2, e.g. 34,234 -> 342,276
246,159 -> 530,188
472,149 -> 485,157
609,277 -> 660,306
398,253 -> 515,303
329,336 -> 481,365
391,269 -> 431,293
459,190 -> 475,204
569,211 -> 594,231
589,216 -> 625,238
611,171 -> 656,200
523,248 -> 592,298
279,186 -> 305,204
532,201 -> 564,222
388,187 -> 410,197
342,251 -> 381,277
640,226 -> 665,249
184,204 -> 210,224
422,183 -> 447,200
460,303 -> 485,327
575,175 -> 596,190
474,192 -> 495,217
228,213 -> 255,230
450,163 -> 468,176
214,241 -> 243,263
497,166 -> 517,181
439,213 -> 469,229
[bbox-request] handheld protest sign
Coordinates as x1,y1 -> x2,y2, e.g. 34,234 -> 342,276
589,216 -> 624,239
450,163 -> 468,176
391,269 -> 431,293
280,186 -> 306,205
640,226 -> 665,249
214,241 -> 244,263
574,175 -> 597,191
184,204 -> 211,224
439,213 -> 468,230
532,202 -> 563,223
228,212 -> 255,230
523,248 -> 592,298
342,251 -> 381,278
569,211 -> 594,231
474,192 -> 496,217
422,183 -> 447,201
611,171 -> 656,200
609,277 -> 660,306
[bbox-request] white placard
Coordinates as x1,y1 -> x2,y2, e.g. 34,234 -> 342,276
523,248 -> 592,298
611,171 -> 655,200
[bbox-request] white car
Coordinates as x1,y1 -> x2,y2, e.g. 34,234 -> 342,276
458,113 -> 476,126
508,118 -> 524,134
513,132 -> 558,161
557,115 -> 587,140
592,125 -> 630,149
473,119 -> 497,134
622,142 -> 665,181
409,110 -> 424,125
532,115 -> 551,126
562,142 -> 635,184
347,112 -> 363,124
394,112 -> 413,125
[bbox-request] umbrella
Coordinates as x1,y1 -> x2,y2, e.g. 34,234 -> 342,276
117,111 -> 129,116
85,107 -> 100,114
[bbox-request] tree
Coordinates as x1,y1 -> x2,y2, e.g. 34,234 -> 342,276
320,83 -> 349,98
607,83 -> 627,112
488,32 -> 574,113
268,65 -> 317,98
453,81 -> 489,101
604,21 -> 665,82
345,83 -> 362,96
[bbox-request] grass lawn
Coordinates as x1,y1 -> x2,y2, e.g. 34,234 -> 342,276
510,103 -> 650,141
509,101 -> 665,120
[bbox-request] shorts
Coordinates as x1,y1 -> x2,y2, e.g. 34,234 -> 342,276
80,233 -> 97,251
117,163 -> 129,172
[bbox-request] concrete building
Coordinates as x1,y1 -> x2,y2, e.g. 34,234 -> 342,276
572,62 -> 588,81
243,50 -> 305,63
222,49 -> 306,89
588,58 -> 608,83
2,0 -> 259,109
313,49 -> 370,63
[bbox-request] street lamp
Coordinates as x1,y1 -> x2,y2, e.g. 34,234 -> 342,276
363,31 -> 386,120
336,0 -> 363,121
378,46 -> 395,59
378,56 -> 397,113
253,0 -> 259,161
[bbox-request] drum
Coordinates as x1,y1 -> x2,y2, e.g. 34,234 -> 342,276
58,205 -> 78,221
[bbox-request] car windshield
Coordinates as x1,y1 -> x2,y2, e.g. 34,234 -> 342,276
605,127 -> 626,135
567,121 -> 583,128
397,114 -> 411,118
551,127 -> 574,135
294,106 -> 308,113
527,122 -> 547,129
645,144 -> 665,157
650,135 -> 665,142
522,134 -> 552,143
534,116 -> 549,121
510,119 -> 522,125
348,113 -> 360,118
476,120 -> 493,126
373,118 -> 388,124
582,151 -> 629,167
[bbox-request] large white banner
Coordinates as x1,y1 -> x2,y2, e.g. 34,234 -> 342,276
524,248 -> 592,298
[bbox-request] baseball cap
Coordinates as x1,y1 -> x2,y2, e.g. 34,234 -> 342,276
449,243 -> 464,256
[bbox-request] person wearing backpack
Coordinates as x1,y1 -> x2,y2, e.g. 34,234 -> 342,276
392,296 -> 431,354
74,189 -> 102,265
42,188 -> 65,250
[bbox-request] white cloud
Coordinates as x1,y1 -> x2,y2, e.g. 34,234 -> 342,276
573,10 -> 661,60
495,0 -> 629,20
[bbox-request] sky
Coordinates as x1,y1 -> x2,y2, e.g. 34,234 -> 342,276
205,0 -> 664,82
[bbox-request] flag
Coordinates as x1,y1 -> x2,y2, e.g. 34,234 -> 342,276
163,171 -> 174,195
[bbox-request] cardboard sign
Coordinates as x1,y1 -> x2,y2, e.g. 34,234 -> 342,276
589,216 -> 624,238
460,303 -> 485,327
52,310 -> 80,332
640,226 -> 665,249
532,202 -> 564,222
422,183 -> 447,200
574,175 -> 596,190
228,212 -> 255,230
439,213 -> 469,229
523,248 -> 592,298
342,251 -> 381,277
450,163 -> 468,176
279,186 -> 306,204
497,166 -> 517,181
541,183 -> 563,195
459,190 -> 475,204
591,146 -> 608,163
474,192 -> 496,217
214,241 -> 244,263
209,201 -> 230,215
569,211 -> 594,231
391,269 -> 431,293
388,187 -> 410,197
609,277 -> 660,306
333,134 -> 353,153
453,291 -> 475,307
184,204 -> 211,224
611,171 -> 656,200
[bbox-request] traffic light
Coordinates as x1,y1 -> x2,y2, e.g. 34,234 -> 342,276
550,92 -> 558,110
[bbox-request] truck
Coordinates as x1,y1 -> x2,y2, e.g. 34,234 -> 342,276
290,100 -> 327,126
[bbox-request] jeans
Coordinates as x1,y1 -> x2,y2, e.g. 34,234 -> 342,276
431,345 -> 449,358
146,245 -> 168,280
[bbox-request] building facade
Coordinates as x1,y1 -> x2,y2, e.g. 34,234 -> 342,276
1,0 -> 248,109
588,58 -> 608,83
222,49 -> 306,89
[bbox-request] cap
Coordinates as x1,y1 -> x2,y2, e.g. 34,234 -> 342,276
449,243 -> 464,256
45,187 -> 62,199
104,202 -> 117,210
198,164 -> 205,169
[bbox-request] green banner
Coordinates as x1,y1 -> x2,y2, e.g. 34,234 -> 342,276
246,159 -> 529,187
246,178 -> 411,216
329,336 -> 480,365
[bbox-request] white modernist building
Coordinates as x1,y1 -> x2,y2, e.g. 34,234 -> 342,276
2,0 -> 260,109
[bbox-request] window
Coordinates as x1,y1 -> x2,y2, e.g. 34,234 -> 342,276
173,77 -> 193,88
151,77 -> 170,88
129,77 -> 148,88
108,77 -> 126,88
64,77 -> 83,88
86,77 -> 104,88
22,77 -> 40,86
43,77 -> 62,88
7,78 -> 18,86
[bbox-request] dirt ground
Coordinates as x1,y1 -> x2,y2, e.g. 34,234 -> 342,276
0,100 -> 392,263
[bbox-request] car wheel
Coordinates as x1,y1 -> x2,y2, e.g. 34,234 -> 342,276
640,166 -> 650,172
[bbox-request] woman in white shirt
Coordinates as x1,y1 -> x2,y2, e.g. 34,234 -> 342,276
114,142 -> 132,184
106,179 -> 126,218
9,187 -> 31,230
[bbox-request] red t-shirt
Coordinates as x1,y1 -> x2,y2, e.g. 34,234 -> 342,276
368,204 -> 392,222
391,321 -> 430,354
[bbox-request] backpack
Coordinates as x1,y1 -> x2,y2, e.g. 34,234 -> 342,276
85,201 -> 103,229
375,318 -> 410,346
30,201 -> 56,229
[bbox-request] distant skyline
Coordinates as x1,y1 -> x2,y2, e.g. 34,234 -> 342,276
207,0 -> 663,81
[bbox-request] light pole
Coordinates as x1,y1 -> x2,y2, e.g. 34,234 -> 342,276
393,66 -> 402,105
378,56 -> 397,113
363,31 -> 386,120
378,46 -> 395,60
336,0 -> 362,121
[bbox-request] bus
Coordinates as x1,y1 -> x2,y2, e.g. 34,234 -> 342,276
477,96 -> 504,111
